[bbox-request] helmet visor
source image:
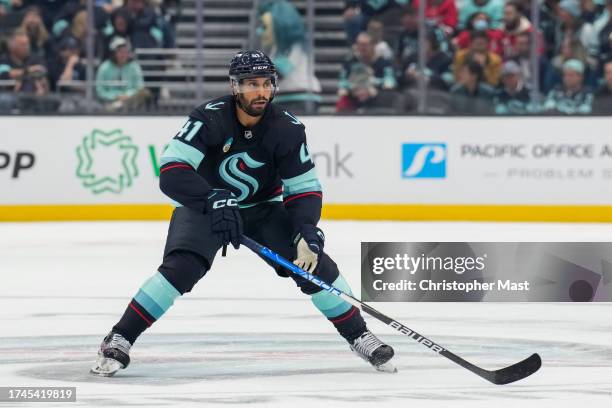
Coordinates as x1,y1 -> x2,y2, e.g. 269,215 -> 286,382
231,75 -> 278,95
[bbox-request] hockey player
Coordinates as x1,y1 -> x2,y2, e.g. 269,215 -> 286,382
91,50 -> 395,376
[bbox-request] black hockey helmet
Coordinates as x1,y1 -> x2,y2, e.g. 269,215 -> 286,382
229,50 -> 277,81
229,50 -> 278,99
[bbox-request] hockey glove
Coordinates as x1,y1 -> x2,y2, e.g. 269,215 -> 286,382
292,225 -> 325,273
206,189 -> 243,249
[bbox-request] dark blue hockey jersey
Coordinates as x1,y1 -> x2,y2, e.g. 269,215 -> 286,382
159,95 -> 323,232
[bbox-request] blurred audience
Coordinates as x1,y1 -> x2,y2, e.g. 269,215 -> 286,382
48,35 -> 86,92
337,32 -> 397,113
554,0 -> 598,56
18,6 -> 51,59
2,0 -> 612,116
103,7 -> 133,59
450,58 -> 496,113
343,0 -> 407,44
596,0 -> 612,58
593,58 -> 612,113
411,0 -> 459,35
454,11 -> 504,55
543,58 -> 594,114
500,1 -> 543,59
0,30 -> 49,95
459,0 -> 504,29
367,19 -> 394,60
494,60 -> 533,114
398,30 -> 452,90
453,30 -> 502,87
396,6 -> 420,65
543,34 -> 598,91
120,0 -> 164,49
95,37 -> 151,111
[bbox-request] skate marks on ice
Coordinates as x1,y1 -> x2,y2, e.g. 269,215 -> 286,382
2,333 -> 612,402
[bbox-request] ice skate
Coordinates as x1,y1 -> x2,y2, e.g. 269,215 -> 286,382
350,331 -> 397,373
90,331 -> 132,377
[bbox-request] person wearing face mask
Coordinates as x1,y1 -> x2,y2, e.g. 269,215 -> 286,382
458,0 -> 504,30
454,12 -> 504,56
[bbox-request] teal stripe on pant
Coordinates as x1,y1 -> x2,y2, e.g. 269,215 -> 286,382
310,274 -> 353,318
135,272 -> 181,320
133,289 -> 165,320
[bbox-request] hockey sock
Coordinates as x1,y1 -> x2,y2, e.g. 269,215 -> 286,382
113,271 -> 181,344
310,274 -> 367,342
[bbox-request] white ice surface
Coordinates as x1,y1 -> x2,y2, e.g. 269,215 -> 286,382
1,220 -> 611,407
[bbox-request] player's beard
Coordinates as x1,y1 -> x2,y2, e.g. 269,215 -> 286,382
237,93 -> 268,117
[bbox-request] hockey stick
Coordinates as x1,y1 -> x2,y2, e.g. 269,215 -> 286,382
242,236 -> 541,385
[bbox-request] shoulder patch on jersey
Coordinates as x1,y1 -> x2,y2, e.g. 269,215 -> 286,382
283,110 -> 302,125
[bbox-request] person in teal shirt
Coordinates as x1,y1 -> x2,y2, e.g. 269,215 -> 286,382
95,36 -> 151,111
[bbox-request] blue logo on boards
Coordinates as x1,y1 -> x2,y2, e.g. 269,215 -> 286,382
401,143 -> 447,178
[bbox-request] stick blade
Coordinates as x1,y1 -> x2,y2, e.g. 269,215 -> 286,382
488,353 -> 542,385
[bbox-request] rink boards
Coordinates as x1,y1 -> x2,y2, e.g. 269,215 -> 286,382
1,116 -> 611,222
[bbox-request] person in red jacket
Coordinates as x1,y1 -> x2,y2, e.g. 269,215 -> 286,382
500,1 -> 543,59
411,0 -> 458,35
454,12 -> 504,56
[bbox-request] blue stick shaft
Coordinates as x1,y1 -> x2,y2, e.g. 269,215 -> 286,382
241,235 -> 354,303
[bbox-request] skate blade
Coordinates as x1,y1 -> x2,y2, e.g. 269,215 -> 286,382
374,361 -> 398,373
90,357 -> 124,377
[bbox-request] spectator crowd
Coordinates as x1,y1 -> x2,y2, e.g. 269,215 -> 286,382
0,0 -> 179,113
1,0 -> 611,115
337,0 -> 612,114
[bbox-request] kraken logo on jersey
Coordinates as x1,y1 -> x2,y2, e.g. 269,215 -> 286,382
219,152 -> 265,201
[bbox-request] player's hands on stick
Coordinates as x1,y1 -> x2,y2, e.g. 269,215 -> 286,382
206,189 -> 243,249
293,225 -> 325,273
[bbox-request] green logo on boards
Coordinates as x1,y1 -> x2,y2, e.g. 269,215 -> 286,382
76,129 -> 139,194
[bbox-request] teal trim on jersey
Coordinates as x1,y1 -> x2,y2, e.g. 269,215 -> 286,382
238,194 -> 283,209
134,289 -> 165,319
160,156 -> 198,167
310,275 -> 353,318
138,272 -> 181,318
282,168 -> 321,197
0,64 -> 10,75
161,139 -> 205,170
300,143 -> 312,164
